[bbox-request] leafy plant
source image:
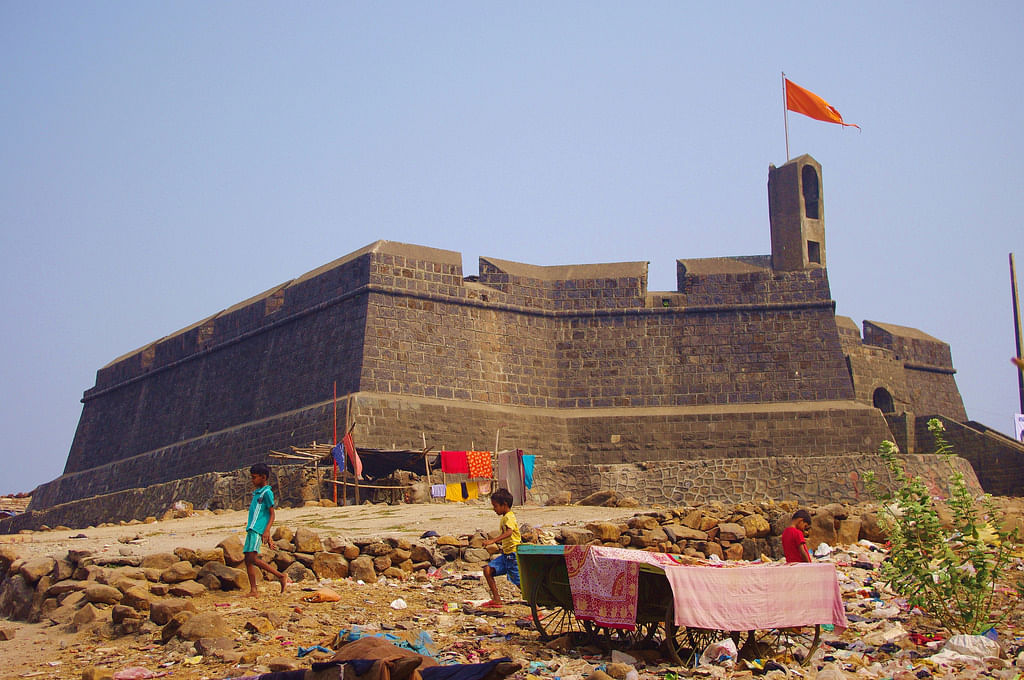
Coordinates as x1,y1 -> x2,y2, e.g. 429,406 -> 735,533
866,418 -> 1024,635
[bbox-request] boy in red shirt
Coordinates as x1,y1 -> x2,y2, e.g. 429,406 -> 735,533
781,509 -> 813,563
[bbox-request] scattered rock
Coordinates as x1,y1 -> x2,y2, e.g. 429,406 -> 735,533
178,611 -> 232,641
293,527 -> 323,553
160,561 -> 199,584
149,598 -> 197,625
83,584 -> 123,605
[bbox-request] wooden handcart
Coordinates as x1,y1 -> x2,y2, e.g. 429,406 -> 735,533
518,544 -> 830,666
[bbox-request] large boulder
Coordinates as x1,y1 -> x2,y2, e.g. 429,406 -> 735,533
169,580 -> 207,598
662,524 -> 708,542
717,523 -> 746,542
197,562 -> 248,591
149,598 -> 197,625
740,514 -> 771,539
859,512 -> 888,543
627,515 -> 661,532
560,527 -> 595,545
293,528 -> 323,554
586,522 -> 622,542
837,518 -> 862,546
120,585 -> 152,612
348,556 -> 377,583
0,574 -> 34,620
312,553 -> 349,580
83,584 -> 123,605
161,561 -> 199,584
217,535 -> 246,566
808,509 -> 838,548
178,611 -> 232,641
18,557 -> 55,585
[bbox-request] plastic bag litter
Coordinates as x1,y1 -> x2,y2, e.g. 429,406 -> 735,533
699,637 -> 738,665
814,542 -> 833,557
303,588 -> 342,602
113,668 -> 160,680
942,634 -> 1001,659
390,598 -> 408,609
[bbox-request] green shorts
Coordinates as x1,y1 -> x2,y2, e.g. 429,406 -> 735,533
244,530 -> 263,554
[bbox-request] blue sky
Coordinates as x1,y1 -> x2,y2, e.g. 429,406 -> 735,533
2,3 -> 1023,496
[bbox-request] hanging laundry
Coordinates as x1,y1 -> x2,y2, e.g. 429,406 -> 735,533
467,450 -> 492,479
440,450 -> 470,474
522,454 -> 535,489
464,481 -> 479,500
496,450 -> 526,505
445,483 -> 464,502
343,432 -> 363,479
477,480 -> 492,495
331,443 -> 345,470
430,484 -> 446,498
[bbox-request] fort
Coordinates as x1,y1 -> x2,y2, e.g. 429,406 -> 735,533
6,155 -> 1023,532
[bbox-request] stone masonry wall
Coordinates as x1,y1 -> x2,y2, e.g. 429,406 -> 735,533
534,453 -> 982,507
916,416 -> 1024,496
33,402 -> 335,510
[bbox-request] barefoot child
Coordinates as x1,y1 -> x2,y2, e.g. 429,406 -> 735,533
481,488 -> 521,608
243,463 -> 291,596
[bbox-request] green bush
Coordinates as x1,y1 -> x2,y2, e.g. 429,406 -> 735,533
866,419 -> 1024,635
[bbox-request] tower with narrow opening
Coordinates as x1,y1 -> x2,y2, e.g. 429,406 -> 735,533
768,154 -> 826,271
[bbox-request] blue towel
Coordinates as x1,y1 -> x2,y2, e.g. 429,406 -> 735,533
331,443 -> 345,469
522,455 -> 535,489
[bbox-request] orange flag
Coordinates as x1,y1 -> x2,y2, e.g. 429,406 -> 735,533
785,78 -> 859,129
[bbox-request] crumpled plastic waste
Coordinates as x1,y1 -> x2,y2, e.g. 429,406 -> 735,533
699,637 -> 738,665
113,668 -> 163,680
303,587 -> 342,602
942,634 -> 1001,659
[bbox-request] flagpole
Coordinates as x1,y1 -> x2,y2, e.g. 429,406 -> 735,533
1011,253 -> 1024,412
782,71 -> 790,161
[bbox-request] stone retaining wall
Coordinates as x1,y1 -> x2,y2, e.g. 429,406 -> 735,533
4,453 -> 980,534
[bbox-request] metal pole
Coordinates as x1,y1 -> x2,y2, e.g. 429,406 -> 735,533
782,71 -> 790,161
332,382 -> 338,504
1011,253 -> 1024,412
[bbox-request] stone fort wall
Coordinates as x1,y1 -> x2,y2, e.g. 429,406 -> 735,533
34,239 -> 905,510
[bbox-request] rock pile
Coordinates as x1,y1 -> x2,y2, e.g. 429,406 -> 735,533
568,498 -> 886,562
0,501 -> 880,635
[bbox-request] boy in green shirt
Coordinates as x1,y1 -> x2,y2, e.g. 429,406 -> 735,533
481,488 -> 521,608
243,464 -> 291,597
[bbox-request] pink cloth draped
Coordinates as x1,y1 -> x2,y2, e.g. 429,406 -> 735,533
664,562 -> 848,632
564,545 -> 691,629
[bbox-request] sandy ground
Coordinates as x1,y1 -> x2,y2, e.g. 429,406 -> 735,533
1,501 -> 641,560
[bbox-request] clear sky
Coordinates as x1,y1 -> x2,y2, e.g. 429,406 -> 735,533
2,3 -> 1023,496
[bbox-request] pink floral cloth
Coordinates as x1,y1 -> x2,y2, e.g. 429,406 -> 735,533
564,545 -> 689,629
664,562 -> 848,631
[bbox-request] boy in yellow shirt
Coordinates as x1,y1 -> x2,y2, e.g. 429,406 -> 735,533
481,488 -> 520,608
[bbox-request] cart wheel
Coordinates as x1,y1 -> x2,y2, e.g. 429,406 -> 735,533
745,626 -> 821,666
596,620 -> 661,650
664,600 -> 727,666
530,563 -> 590,642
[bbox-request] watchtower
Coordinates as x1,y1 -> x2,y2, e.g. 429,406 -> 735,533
768,154 -> 825,271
